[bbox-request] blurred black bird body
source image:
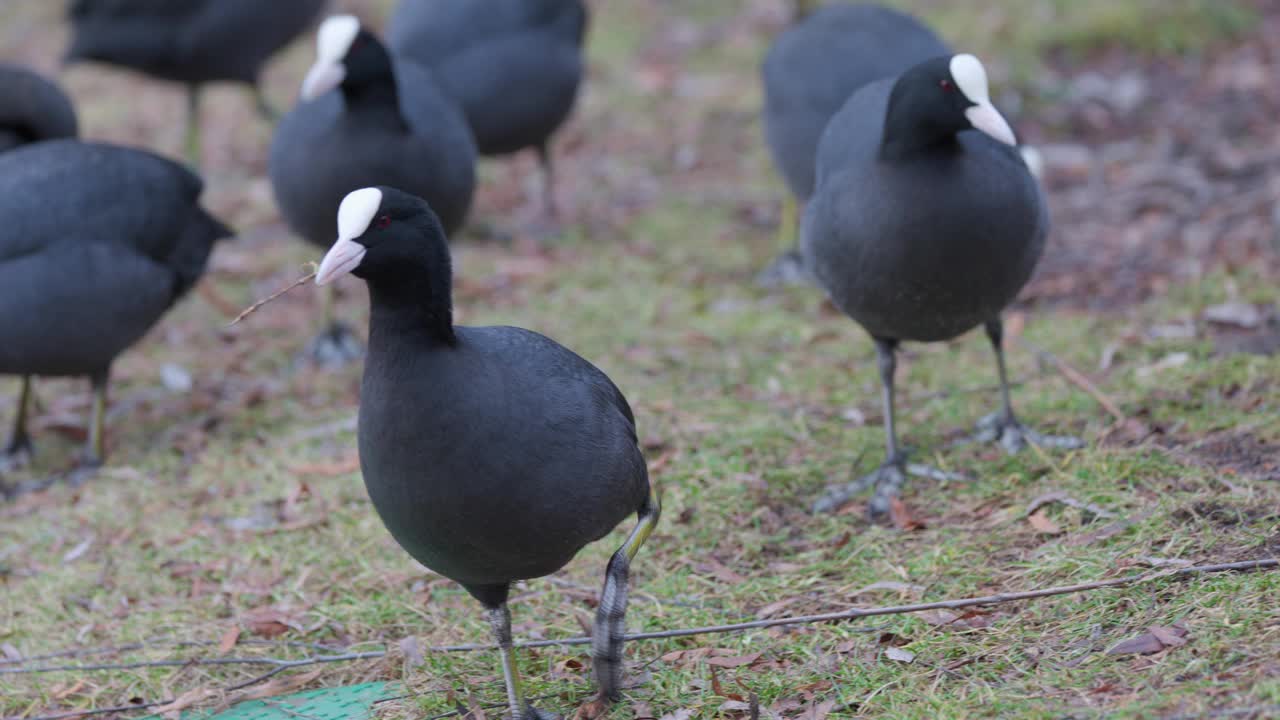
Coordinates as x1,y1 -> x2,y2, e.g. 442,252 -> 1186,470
0,63 -> 78,153
387,0 -> 587,158
0,140 -> 231,477
65,0 -> 326,87
270,15 -> 476,365
315,186 -> 658,718
763,2 -> 947,202
270,17 -> 476,248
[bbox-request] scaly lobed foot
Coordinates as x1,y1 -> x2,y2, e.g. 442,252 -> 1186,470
0,439 -> 32,475
973,412 -> 1084,455
305,325 -> 364,368
755,249 -> 811,288
812,454 -> 964,517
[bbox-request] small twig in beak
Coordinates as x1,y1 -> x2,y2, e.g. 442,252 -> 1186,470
229,263 -> 319,327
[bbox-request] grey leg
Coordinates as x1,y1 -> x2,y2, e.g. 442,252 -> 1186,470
756,196 -> 811,288
537,142 -> 558,221
3,376 -> 33,459
251,84 -> 278,123
972,318 -> 1084,454
184,84 -> 202,169
1,376 -> 34,480
813,338 -> 962,517
63,372 -> 108,487
593,490 -> 661,702
484,604 -> 560,720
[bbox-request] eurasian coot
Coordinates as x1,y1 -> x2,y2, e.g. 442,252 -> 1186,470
803,55 -> 1081,516
0,140 -> 232,489
65,0 -> 326,165
387,0 -> 587,218
269,15 -> 477,365
315,186 -> 659,718
0,63 -> 78,153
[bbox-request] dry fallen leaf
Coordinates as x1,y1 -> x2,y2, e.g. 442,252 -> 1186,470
235,669 -> 324,702
1106,624 -> 1189,656
153,687 -> 217,719
1028,509 -> 1063,535
807,698 -> 837,719
889,497 -> 925,531
1148,625 -> 1189,648
52,679 -> 86,700
399,635 -> 425,666
706,652 -> 762,668
217,625 -> 240,655
699,557 -> 748,584
884,646 -> 916,664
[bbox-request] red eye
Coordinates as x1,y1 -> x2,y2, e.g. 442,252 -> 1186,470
375,215 -> 391,229
940,78 -> 955,92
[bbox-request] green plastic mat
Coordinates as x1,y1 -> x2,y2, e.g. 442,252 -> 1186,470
142,682 -> 398,720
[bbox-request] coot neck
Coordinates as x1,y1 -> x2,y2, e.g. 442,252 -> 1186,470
879,81 -> 963,162
365,224 -> 456,348
878,115 -> 961,162
340,57 -> 408,132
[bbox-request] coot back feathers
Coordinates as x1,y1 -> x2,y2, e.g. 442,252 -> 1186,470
0,63 -> 78,153
0,140 -> 232,488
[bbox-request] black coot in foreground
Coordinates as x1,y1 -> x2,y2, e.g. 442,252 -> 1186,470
65,0 -> 326,164
760,2 -> 948,285
803,54 -> 1082,516
0,140 -> 232,489
270,15 -> 477,365
387,0 -> 588,218
0,63 -> 79,153
315,186 -> 659,718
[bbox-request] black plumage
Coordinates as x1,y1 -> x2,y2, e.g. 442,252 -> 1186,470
65,0 -> 327,163
0,140 -> 232,487
269,15 -> 476,364
0,63 -> 79,153
802,54 -> 1081,516
759,2 -> 948,284
387,0 -> 588,217
315,186 -> 659,719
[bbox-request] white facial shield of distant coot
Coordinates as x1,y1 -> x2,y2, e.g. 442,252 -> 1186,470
301,14 -> 360,101
951,54 -> 1016,147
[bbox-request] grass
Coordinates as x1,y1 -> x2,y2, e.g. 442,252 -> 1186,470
1,0 -> 1278,718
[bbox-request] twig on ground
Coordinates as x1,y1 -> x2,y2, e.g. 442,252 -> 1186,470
228,268 -> 317,326
1,650 -> 386,676
1026,490 -> 1119,519
1018,338 -> 1126,423
17,559 -> 1276,720
0,638 -> 347,667
429,559 -> 1277,651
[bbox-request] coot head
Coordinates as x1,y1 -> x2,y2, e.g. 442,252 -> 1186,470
881,54 -> 1016,158
301,15 -> 395,101
316,185 -> 450,284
